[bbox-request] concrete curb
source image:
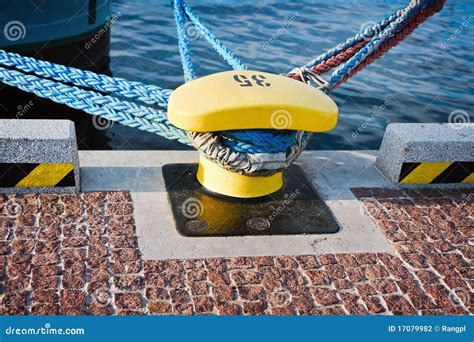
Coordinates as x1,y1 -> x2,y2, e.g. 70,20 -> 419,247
0,119 -> 80,194
376,123 -> 473,186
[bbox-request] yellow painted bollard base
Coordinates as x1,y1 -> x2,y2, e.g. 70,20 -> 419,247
163,163 -> 340,236
197,155 -> 283,198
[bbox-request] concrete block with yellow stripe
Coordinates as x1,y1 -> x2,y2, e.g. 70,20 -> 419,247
376,123 -> 473,186
0,119 -> 79,194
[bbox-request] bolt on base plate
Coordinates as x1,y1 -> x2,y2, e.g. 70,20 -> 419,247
163,164 -> 340,237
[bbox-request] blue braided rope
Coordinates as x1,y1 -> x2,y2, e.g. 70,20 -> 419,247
219,130 -> 297,153
0,67 -> 166,122
173,0 -> 196,82
0,66 -> 190,144
302,7 -> 409,70
0,49 -> 171,107
327,0 -> 432,87
179,0 -> 246,71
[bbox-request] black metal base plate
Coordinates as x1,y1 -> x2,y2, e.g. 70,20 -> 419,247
163,164 -> 340,237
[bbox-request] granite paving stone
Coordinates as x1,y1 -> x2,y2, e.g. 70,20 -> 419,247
0,188 -> 472,315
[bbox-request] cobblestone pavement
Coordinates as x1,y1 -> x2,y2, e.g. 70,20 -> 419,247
0,188 -> 472,315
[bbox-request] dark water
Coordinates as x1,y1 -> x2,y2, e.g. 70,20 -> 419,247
4,0 -> 474,151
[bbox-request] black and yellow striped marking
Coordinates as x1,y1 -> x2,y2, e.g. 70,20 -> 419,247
399,161 -> 474,184
0,163 -> 75,188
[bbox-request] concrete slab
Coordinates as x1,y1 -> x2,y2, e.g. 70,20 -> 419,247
376,123 -> 474,184
79,150 -> 393,260
0,119 -> 79,194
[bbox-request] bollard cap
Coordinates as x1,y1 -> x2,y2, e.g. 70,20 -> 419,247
168,70 -> 338,132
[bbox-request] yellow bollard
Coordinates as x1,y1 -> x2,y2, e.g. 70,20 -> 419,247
168,70 -> 338,198
197,155 -> 283,198
168,70 -> 338,132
